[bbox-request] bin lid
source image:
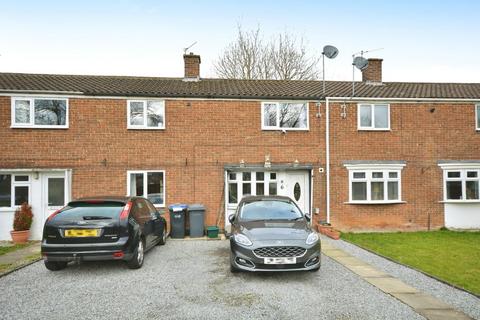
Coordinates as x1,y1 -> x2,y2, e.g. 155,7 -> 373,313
188,204 -> 205,211
168,204 -> 188,212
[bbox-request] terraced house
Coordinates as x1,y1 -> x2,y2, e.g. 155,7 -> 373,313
0,53 -> 479,240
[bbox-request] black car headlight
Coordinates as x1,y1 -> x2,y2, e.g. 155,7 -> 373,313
306,232 -> 319,245
234,233 -> 253,246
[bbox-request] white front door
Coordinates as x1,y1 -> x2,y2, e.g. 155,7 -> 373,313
42,174 -> 67,222
279,172 -> 309,214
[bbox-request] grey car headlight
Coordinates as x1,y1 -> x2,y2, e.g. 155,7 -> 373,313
306,232 -> 319,245
234,233 -> 253,246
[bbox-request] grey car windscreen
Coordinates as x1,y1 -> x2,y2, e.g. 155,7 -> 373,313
239,200 -> 303,221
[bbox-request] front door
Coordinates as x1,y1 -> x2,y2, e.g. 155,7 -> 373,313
280,172 -> 309,214
42,174 -> 66,222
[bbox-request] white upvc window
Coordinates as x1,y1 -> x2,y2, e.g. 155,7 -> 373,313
227,171 -> 277,205
476,104 -> 480,131
344,163 -> 406,204
127,100 -> 165,129
357,103 -> 390,130
440,168 -> 480,202
11,97 -> 69,128
0,174 -> 31,208
261,102 -> 309,131
127,170 -> 165,207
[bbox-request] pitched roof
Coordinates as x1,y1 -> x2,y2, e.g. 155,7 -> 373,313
0,72 -> 479,100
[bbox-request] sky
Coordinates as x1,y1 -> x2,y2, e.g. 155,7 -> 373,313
0,0 -> 479,83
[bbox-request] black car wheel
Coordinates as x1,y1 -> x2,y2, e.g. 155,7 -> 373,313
127,238 -> 144,269
157,226 -> 167,246
44,261 -> 68,271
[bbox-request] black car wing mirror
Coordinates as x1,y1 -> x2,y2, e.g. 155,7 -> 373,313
228,214 -> 235,224
305,213 -> 311,222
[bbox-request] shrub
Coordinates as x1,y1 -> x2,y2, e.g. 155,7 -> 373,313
13,203 -> 34,231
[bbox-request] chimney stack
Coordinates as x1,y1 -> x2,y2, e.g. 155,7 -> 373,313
362,58 -> 383,84
183,53 -> 201,80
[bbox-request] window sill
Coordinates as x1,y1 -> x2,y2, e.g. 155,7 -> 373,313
11,125 -> 69,129
357,128 -> 390,132
127,127 -> 165,130
344,201 -> 406,205
261,127 -> 309,132
440,200 -> 480,204
0,207 -> 15,212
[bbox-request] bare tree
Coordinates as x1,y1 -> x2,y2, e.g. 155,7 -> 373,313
214,26 -> 320,80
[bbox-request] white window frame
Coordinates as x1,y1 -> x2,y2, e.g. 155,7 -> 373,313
439,163 -> 480,202
476,104 -> 480,131
357,103 -> 390,131
126,170 -> 166,207
344,163 -> 405,204
127,100 -> 165,130
226,171 -> 278,206
11,97 -> 69,129
261,101 -> 309,131
0,174 -> 31,208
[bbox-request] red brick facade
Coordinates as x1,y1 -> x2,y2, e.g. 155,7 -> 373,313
1,96 -> 478,231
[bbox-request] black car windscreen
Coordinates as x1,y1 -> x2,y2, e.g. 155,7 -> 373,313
240,200 -> 303,221
57,202 -> 125,220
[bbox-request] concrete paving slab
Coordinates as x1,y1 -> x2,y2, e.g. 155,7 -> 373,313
391,293 -> 452,310
0,243 -> 40,265
332,255 -> 371,267
365,277 -> 419,294
347,265 -> 389,278
416,308 -> 473,320
322,249 -> 351,258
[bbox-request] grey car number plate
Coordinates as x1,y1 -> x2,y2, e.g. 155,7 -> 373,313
264,257 -> 296,264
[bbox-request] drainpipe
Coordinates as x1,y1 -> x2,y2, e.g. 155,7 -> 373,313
326,97 -> 330,224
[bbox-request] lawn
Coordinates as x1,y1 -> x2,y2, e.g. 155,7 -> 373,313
0,243 -> 30,256
342,230 -> 480,295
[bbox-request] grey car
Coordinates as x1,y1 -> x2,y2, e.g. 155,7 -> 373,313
229,195 -> 321,272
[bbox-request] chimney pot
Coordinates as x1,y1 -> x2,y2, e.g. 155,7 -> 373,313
183,53 -> 201,80
362,58 -> 383,84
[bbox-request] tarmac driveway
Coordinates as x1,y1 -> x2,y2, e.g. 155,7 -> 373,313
0,240 -> 426,320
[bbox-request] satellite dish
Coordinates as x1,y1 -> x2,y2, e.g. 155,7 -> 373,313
323,45 -> 339,59
353,56 -> 369,70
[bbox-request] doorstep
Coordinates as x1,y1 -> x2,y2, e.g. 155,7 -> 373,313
168,234 -> 227,241
321,237 -> 473,320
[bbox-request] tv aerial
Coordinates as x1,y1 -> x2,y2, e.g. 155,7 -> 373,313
351,48 -> 383,96
183,41 -> 197,54
321,45 -> 339,96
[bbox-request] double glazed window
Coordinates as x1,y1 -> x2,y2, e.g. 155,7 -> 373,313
262,102 -> 308,130
128,171 -> 165,206
0,174 -> 30,208
346,168 -> 403,203
476,105 -> 480,131
12,98 -> 68,128
127,100 -> 165,129
227,171 -> 277,204
444,169 -> 479,201
358,104 -> 390,130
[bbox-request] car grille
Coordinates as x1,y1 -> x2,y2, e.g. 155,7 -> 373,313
254,246 -> 306,258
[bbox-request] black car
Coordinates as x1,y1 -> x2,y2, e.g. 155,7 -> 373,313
229,195 -> 321,272
41,196 -> 167,271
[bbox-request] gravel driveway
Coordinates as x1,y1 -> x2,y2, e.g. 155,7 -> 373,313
0,240 -> 426,320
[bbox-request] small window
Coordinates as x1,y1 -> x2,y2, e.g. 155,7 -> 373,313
12,97 -> 68,128
128,171 -> 165,206
0,174 -> 32,208
358,104 -> 390,130
127,100 -> 165,129
261,102 -> 309,130
476,105 -> 480,130
443,169 -> 480,201
14,175 -> 29,182
0,175 -> 12,207
347,167 -> 403,203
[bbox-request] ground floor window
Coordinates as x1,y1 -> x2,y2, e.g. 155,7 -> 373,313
0,174 -> 31,208
227,171 -> 277,204
442,168 -> 480,201
127,170 -> 165,206
344,162 -> 406,204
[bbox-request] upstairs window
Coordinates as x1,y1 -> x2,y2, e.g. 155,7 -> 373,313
127,100 -> 165,129
476,105 -> 480,131
262,102 -> 309,130
12,97 -> 68,128
358,104 -> 390,130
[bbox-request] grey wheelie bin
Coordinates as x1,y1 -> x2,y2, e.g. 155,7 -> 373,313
188,204 -> 205,238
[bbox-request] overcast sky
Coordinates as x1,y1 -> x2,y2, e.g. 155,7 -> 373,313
1,0 -> 479,82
